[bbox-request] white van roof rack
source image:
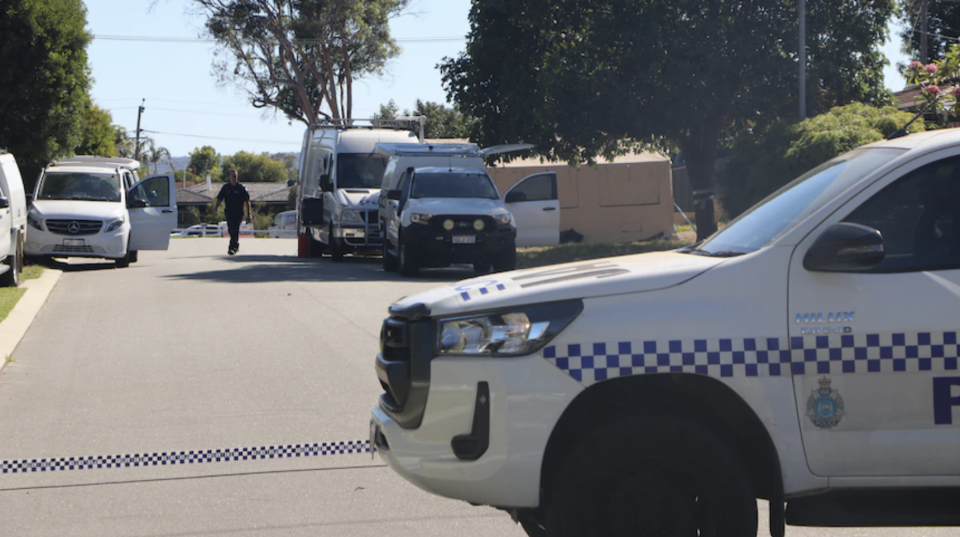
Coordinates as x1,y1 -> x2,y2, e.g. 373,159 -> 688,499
311,116 -> 427,142
53,156 -> 141,170
375,142 -> 534,158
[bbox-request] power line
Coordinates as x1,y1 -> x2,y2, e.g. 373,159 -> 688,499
141,130 -> 300,145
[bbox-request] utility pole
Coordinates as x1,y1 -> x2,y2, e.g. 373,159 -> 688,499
921,0 -> 929,64
799,0 -> 806,120
134,99 -> 145,160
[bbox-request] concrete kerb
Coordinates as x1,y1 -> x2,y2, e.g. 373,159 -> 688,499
0,268 -> 62,370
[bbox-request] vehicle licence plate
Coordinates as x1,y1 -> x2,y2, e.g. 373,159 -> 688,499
452,235 -> 476,244
63,239 -> 85,246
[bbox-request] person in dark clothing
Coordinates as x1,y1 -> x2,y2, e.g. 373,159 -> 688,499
213,169 -> 252,255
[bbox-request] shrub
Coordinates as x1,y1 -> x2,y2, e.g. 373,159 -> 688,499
718,103 -> 922,218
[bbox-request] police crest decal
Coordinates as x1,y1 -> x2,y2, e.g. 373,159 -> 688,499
806,377 -> 846,429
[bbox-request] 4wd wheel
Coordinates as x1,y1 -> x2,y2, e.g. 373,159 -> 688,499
494,247 -> 517,272
0,231 -> 22,287
309,233 -> 325,257
328,225 -> 343,262
398,239 -> 419,277
544,416 -> 757,537
473,260 -> 492,274
382,240 -> 398,272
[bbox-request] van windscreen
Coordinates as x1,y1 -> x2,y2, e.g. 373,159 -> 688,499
38,172 -> 121,202
337,154 -> 387,189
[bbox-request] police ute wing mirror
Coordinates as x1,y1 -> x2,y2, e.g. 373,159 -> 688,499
319,174 -> 332,193
804,222 -> 885,272
386,189 -> 402,201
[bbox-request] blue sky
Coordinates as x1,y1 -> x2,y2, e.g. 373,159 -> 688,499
85,0 -> 910,158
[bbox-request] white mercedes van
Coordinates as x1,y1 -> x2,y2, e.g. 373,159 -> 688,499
25,157 -> 177,267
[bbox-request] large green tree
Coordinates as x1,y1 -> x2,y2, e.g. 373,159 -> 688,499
442,0 -> 895,239
0,0 -> 92,182
188,145 -> 221,177
221,151 -> 289,182
75,101 -> 117,157
192,0 -> 408,123
898,0 -> 960,64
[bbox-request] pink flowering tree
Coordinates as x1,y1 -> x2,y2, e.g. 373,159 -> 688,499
905,44 -> 960,121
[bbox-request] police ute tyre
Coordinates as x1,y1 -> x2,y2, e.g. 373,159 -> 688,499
399,239 -> 419,277
309,234 -> 325,257
382,240 -> 398,272
0,231 -> 22,287
328,224 -> 343,262
544,416 -> 757,537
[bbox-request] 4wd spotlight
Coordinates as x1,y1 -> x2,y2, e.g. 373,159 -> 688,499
473,218 -> 485,231
443,219 -> 455,231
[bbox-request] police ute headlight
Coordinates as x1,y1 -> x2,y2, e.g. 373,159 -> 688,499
411,213 -> 432,225
340,210 -> 364,225
105,215 -> 125,232
437,300 -> 583,357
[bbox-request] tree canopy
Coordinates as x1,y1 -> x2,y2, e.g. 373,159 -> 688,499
75,102 -> 117,157
221,151 -> 290,182
441,0 -> 895,238
718,103 -> 922,219
0,0 -> 93,180
192,0 -> 407,123
374,99 -> 474,139
188,145 -> 222,177
898,0 -> 960,64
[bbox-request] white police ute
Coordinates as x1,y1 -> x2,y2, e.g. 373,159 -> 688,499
371,128 -> 960,536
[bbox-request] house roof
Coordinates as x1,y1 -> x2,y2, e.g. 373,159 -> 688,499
894,85 -> 923,111
177,182 -> 292,205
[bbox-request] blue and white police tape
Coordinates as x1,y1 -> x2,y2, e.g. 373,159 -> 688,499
2,439 -> 373,474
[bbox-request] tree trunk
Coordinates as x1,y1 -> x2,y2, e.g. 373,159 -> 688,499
679,117 -> 722,241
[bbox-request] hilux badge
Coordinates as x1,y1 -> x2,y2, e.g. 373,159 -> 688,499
806,377 -> 846,429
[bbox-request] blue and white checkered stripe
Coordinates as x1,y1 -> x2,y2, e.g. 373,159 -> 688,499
459,283 -> 507,302
1,440 -> 372,474
543,331 -> 960,385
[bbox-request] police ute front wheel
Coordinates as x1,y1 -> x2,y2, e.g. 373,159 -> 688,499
399,240 -> 419,277
543,416 -> 757,537
382,241 -> 398,272
328,224 -> 343,262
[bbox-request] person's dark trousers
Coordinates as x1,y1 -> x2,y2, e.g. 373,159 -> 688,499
227,215 -> 241,251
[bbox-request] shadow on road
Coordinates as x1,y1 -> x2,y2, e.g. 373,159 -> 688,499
165,254 -> 476,284
37,258 -> 120,272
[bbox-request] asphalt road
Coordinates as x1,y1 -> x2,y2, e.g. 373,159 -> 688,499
0,239 -> 955,537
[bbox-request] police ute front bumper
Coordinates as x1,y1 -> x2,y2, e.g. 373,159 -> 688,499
370,307 -> 585,508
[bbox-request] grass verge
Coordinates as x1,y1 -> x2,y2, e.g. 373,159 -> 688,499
517,238 -> 694,269
0,264 -> 44,323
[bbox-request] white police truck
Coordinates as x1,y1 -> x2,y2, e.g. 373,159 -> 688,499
371,129 -> 960,536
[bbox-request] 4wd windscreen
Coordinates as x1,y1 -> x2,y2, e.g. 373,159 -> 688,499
411,173 -> 499,199
689,148 -> 905,256
37,172 -> 122,202
337,154 -> 386,189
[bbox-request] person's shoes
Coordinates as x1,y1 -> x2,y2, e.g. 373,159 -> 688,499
228,248 -> 236,256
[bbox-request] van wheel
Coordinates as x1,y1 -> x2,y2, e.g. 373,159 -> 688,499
399,239 -> 419,277
129,251 -> 138,263
544,416 -> 757,537
0,231 -> 22,287
114,252 -> 131,268
328,225 -> 343,262
382,240 -> 398,272
494,248 -> 517,272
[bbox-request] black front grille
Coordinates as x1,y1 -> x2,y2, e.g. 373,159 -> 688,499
380,318 -> 410,362
46,219 -> 102,236
361,210 -> 378,224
